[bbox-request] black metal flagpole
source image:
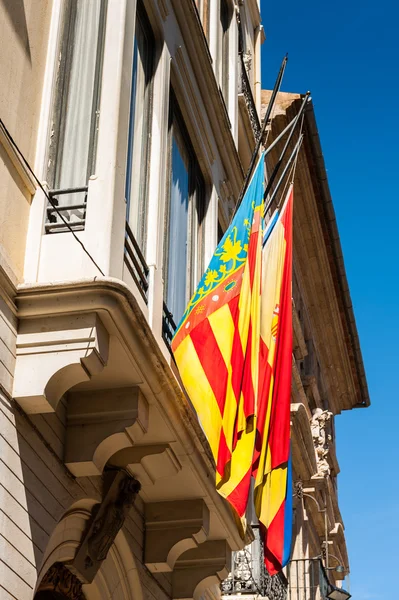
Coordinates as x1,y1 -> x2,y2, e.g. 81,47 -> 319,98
262,91 -> 310,206
263,133 -> 304,218
232,54 -> 288,217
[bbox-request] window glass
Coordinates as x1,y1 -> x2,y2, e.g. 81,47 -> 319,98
164,99 -> 205,327
125,3 -> 154,251
47,0 -> 107,213
166,130 -> 190,323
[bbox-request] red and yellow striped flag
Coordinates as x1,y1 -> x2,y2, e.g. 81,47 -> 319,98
171,155 -> 293,573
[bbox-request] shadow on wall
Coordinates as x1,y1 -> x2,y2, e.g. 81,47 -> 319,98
1,0 -> 31,63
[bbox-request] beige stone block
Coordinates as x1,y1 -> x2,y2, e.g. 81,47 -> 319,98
0,536 -> 37,588
0,460 -> 28,508
0,482 -> 32,534
0,510 -> 35,565
0,560 -> 34,600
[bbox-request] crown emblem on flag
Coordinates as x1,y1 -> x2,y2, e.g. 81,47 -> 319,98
271,304 -> 280,340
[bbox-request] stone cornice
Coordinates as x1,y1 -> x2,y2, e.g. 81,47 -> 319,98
0,252 -> 18,316
261,90 -> 369,412
15,277 -> 251,551
303,103 -> 369,408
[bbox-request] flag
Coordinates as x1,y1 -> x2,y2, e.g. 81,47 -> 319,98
171,155 -> 293,574
253,185 -> 293,575
172,155 -> 265,523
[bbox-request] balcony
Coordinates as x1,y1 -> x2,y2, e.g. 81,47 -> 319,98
221,531 -> 288,600
221,544 -> 348,600
287,559 -> 330,600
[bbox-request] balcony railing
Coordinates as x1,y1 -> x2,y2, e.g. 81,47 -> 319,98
45,186 -> 88,233
287,558 -> 330,600
221,534 -> 336,600
124,222 -> 149,303
162,302 -> 177,351
221,531 -> 288,600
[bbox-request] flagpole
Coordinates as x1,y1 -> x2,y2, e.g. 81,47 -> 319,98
264,113 -> 299,158
233,54 -> 288,216
262,92 -> 310,205
263,134 -> 304,218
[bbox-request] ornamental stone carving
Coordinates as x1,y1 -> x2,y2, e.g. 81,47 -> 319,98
73,470 -> 141,583
311,408 -> 333,477
243,50 -> 252,74
38,563 -> 84,600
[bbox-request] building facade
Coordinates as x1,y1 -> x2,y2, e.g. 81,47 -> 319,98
0,2 -> 367,600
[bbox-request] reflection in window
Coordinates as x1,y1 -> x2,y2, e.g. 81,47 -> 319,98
125,1 -> 154,252
164,98 -> 205,327
47,0 -> 107,220
166,132 -> 190,322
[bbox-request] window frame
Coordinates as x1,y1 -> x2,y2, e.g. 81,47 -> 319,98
163,91 -> 206,325
219,0 -> 234,108
124,0 -> 155,254
46,0 -> 108,191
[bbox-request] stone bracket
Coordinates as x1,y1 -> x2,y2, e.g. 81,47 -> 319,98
172,540 -> 232,600
65,386 -> 149,476
109,444 -> 182,486
145,499 -> 210,573
13,312 -> 109,413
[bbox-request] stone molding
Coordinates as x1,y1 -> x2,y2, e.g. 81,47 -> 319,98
145,499 -> 210,572
13,312 -> 109,413
0,120 -> 37,196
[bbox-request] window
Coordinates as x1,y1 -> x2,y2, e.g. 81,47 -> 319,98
220,0 -> 233,106
125,1 -> 154,252
46,0 -> 107,226
164,95 -> 205,327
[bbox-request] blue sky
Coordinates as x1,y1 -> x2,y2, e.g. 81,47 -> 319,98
260,0 -> 399,597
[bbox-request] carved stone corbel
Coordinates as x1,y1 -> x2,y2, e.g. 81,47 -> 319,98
109,443 -> 182,486
13,312 -> 109,413
172,540 -> 232,600
65,387 -> 149,476
73,470 -> 141,583
145,499 -> 210,572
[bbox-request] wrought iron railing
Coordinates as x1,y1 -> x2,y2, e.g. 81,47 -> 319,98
162,302 -> 177,350
287,558 -> 330,600
221,531 -> 288,600
124,221 -> 149,303
221,536 -> 336,600
45,186 -> 88,233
